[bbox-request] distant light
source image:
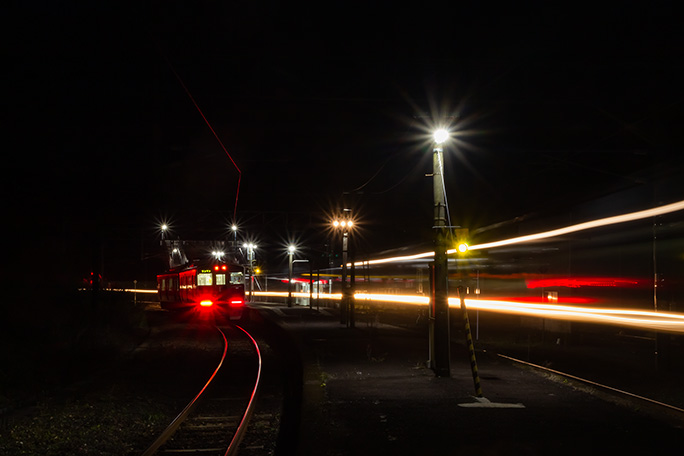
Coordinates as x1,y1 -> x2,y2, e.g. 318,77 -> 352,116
333,220 -> 340,227
231,225 -> 237,232
288,245 -> 296,253
347,220 -> 353,228
433,129 -> 449,144
161,224 -> 168,231
457,243 -> 468,253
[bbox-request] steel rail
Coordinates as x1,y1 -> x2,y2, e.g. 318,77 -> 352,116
141,325 -> 229,456
498,353 -> 684,414
224,324 -> 263,456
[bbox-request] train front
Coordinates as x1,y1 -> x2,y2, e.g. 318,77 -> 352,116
196,264 -> 245,320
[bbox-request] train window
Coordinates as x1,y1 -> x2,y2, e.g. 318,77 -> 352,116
216,274 -> 226,285
230,272 -> 244,285
198,273 -> 213,286
161,278 -> 166,291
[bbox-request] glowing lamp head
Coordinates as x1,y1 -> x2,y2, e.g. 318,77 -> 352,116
288,245 -> 296,254
333,220 -> 340,227
433,129 -> 449,145
161,224 -> 168,231
231,224 -> 237,232
457,243 -> 469,253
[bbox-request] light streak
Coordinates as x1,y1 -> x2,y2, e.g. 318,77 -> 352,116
123,288 -> 159,294
254,291 -> 684,334
345,199 -> 684,267
468,199 -> 684,251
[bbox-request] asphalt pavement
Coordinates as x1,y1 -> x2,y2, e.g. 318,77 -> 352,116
246,302 -> 683,456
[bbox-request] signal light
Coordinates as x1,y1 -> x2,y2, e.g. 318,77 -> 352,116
214,265 -> 219,271
222,265 -> 227,270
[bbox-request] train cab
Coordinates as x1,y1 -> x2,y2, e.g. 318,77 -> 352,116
157,261 -> 245,320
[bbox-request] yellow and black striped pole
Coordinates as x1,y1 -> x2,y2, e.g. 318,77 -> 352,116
458,286 -> 483,397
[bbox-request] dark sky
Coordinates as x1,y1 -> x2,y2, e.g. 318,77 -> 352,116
10,2 -> 684,283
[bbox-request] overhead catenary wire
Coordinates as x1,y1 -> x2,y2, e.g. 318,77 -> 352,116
150,33 -> 242,218
168,64 -> 242,218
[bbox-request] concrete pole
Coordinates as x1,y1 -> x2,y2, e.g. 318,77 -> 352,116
288,251 -> 294,307
432,142 -> 451,377
340,232 -> 349,325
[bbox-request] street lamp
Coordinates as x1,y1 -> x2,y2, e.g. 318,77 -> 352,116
243,243 -> 257,301
430,128 -> 451,377
231,224 -> 238,255
332,211 -> 355,327
160,224 -> 168,245
288,245 -> 296,307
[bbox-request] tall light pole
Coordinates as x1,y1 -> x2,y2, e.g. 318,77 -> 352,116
243,243 -> 257,301
231,224 -> 238,256
288,245 -> 296,307
431,128 -> 451,377
333,212 -> 354,327
160,224 -> 168,246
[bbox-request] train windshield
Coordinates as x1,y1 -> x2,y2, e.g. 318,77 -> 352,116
216,274 -> 226,285
230,272 -> 244,285
198,272 -> 213,286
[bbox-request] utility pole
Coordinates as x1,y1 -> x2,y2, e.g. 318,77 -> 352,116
333,210 -> 354,326
431,130 -> 451,377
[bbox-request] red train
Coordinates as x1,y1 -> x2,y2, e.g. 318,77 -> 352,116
157,261 -> 245,319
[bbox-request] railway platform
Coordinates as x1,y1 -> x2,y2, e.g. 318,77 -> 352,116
245,301 -> 683,456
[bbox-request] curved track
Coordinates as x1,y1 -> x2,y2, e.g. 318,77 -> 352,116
142,324 -> 262,456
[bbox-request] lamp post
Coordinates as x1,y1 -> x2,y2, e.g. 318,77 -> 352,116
288,245 -> 296,307
431,128 -> 451,377
333,213 -> 354,327
231,224 -> 238,256
243,243 -> 257,301
160,224 -> 168,246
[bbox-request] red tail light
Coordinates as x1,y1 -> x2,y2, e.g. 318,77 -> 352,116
229,299 -> 244,307
200,300 -> 213,307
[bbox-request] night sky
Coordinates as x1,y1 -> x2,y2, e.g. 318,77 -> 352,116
10,2 -> 683,287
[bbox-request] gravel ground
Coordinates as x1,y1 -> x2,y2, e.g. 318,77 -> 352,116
0,307 -> 285,455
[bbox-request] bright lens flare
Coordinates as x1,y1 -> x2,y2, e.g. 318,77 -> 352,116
433,129 -> 449,144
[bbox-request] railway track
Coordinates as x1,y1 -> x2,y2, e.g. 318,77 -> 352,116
497,353 -> 684,427
142,324 -> 262,456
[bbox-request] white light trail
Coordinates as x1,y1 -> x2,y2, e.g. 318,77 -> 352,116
345,199 -> 684,266
254,291 -> 684,334
468,199 -> 684,251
